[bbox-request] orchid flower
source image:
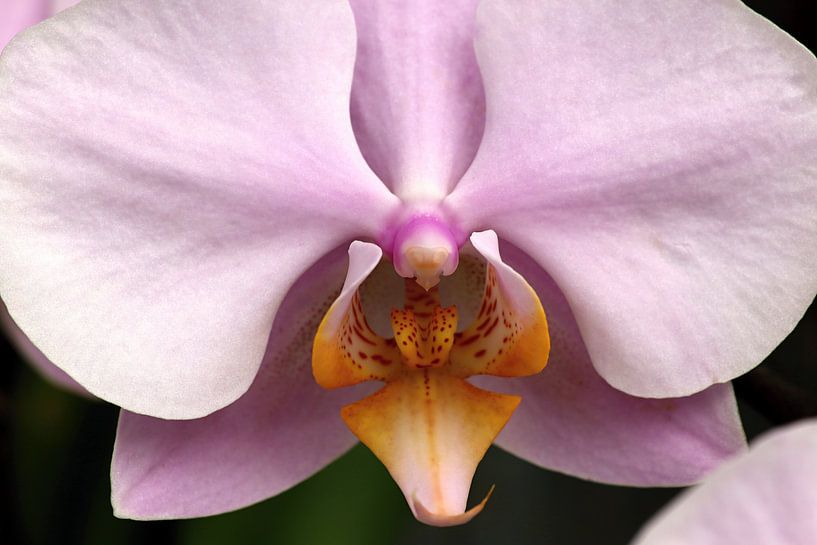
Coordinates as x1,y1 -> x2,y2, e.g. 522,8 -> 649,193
633,419 -> 817,545
0,0 -> 815,527
0,0 -> 86,394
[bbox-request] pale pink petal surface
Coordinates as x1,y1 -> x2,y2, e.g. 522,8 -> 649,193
2,300 -> 89,396
477,242 -> 746,486
632,419 -> 817,545
112,247 -> 369,519
349,0 -> 485,200
0,0 -> 398,419
0,0 -> 48,49
0,0 -> 78,50
448,0 -> 817,398
49,0 -> 79,14
0,0 -> 81,395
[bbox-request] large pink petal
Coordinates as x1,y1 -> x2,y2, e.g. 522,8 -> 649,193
112,246 -> 365,519
349,0 -> 484,200
476,242 -> 746,486
633,419 -> 817,544
1,300 -> 90,396
448,0 -> 817,398
0,0 -> 399,419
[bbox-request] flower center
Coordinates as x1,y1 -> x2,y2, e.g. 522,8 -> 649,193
312,233 -> 550,526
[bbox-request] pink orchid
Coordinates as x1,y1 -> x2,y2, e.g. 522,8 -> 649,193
0,0 -> 815,526
633,419 -> 817,545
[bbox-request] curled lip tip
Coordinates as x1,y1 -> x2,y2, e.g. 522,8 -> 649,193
412,485 -> 496,527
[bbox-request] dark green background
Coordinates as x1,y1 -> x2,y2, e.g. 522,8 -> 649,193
1,1 -> 815,544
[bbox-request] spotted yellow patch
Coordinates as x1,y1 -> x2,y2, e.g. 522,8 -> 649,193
312,261 -> 549,526
312,291 -> 400,388
450,266 -> 549,378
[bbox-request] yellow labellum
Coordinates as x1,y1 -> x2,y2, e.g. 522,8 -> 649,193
313,245 -> 549,526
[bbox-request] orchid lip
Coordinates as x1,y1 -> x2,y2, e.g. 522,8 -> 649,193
312,232 -> 550,525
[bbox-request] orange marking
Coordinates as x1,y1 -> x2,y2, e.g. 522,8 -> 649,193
483,317 -> 500,337
458,334 -> 480,346
371,354 -> 392,365
353,326 -> 376,345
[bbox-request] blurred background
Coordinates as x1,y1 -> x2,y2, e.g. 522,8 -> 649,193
1,1 -> 815,544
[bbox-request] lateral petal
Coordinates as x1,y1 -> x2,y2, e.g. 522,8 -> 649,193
477,241 -> 746,486
112,247 -> 359,519
633,420 -> 817,545
0,0 -> 398,418
448,0 -> 817,398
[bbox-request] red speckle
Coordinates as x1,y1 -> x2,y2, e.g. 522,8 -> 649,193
483,317 -> 500,337
371,354 -> 392,365
353,325 -> 376,345
476,316 -> 492,331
